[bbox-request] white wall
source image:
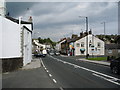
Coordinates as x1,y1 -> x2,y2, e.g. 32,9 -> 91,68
1,16 -> 21,58
23,27 -> 32,66
0,17 -> 2,58
74,35 -> 104,56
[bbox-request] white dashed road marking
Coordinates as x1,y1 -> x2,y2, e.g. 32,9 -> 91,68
49,74 -> 52,77
53,79 -> 57,83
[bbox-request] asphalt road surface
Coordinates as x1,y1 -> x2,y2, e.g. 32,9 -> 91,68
41,55 -> 120,89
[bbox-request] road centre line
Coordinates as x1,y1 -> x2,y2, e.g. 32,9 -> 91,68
41,59 -> 58,85
49,74 -> 52,77
53,79 -> 57,83
50,56 -> 120,86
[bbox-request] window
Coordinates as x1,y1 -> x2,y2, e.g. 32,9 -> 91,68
108,50 -> 112,53
89,44 -> 92,47
76,43 -> 80,47
81,42 -> 84,47
97,42 -> 101,48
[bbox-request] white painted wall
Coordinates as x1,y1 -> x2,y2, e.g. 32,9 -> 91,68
74,35 -> 104,56
0,16 -> 21,58
23,27 -> 32,66
0,17 -> 2,58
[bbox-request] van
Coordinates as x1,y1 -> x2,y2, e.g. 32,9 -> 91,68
42,49 -> 47,56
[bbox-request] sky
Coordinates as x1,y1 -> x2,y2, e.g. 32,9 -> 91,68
6,1 -> 118,41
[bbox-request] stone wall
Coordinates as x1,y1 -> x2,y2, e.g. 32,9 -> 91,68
1,57 -> 23,73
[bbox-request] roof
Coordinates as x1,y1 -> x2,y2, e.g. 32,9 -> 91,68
67,35 -> 87,43
105,44 -> 120,49
6,16 -> 33,30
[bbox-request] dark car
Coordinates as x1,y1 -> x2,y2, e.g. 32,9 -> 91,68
34,52 -> 45,57
110,57 -> 120,74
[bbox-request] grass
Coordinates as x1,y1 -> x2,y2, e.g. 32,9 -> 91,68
87,57 -> 107,61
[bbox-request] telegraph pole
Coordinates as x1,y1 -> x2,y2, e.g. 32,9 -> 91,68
79,16 -> 89,58
86,17 -> 89,58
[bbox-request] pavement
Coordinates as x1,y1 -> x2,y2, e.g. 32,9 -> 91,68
77,58 -> 110,66
21,58 -> 41,70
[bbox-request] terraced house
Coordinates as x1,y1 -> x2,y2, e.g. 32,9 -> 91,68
60,31 -> 105,56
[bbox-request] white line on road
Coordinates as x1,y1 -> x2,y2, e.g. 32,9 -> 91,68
46,70 -> 49,72
93,73 -> 120,86
50,56 -> 120,86
49,74 -> 52,77
53,79 -> 57,83
59,87 -> 64,90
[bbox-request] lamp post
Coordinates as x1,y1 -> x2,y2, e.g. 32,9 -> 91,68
79,16 -> 89,58
101,22 -> 106,41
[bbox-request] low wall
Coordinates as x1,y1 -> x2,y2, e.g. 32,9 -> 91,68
1,57 -> 23,73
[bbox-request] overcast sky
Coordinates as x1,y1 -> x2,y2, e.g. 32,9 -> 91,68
6,1 -> 118,41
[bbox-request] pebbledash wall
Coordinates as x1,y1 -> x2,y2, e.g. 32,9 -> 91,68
0,16 -> 32,72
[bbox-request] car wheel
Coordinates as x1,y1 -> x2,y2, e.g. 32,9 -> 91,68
112,66 -> 119,74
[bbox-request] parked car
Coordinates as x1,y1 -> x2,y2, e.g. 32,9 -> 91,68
110,57 -> 120,74
49,51 -> 54,56
34,52 -> 45,57
54,51 -> 60,56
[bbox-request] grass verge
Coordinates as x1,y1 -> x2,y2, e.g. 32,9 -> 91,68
87,57 -> 107,61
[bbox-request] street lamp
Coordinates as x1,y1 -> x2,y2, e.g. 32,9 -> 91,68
101,22 -> 106,41
101,22 -> 106,35
79,16 -> 89,58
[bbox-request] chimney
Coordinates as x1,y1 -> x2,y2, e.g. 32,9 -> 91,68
89,29 -> 92,34
80,31 -> 83,37
84,31 -> 88,36
28,16 -> 32,22
72,34 -> 78,39
0,0 -> 6,17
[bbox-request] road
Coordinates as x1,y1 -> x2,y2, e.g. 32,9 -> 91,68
41,55 -> 120,88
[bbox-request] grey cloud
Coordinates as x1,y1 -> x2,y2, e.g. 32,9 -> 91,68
6,2 -> 36,17
6,2 -> 118,41
32,2 -> 79,16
